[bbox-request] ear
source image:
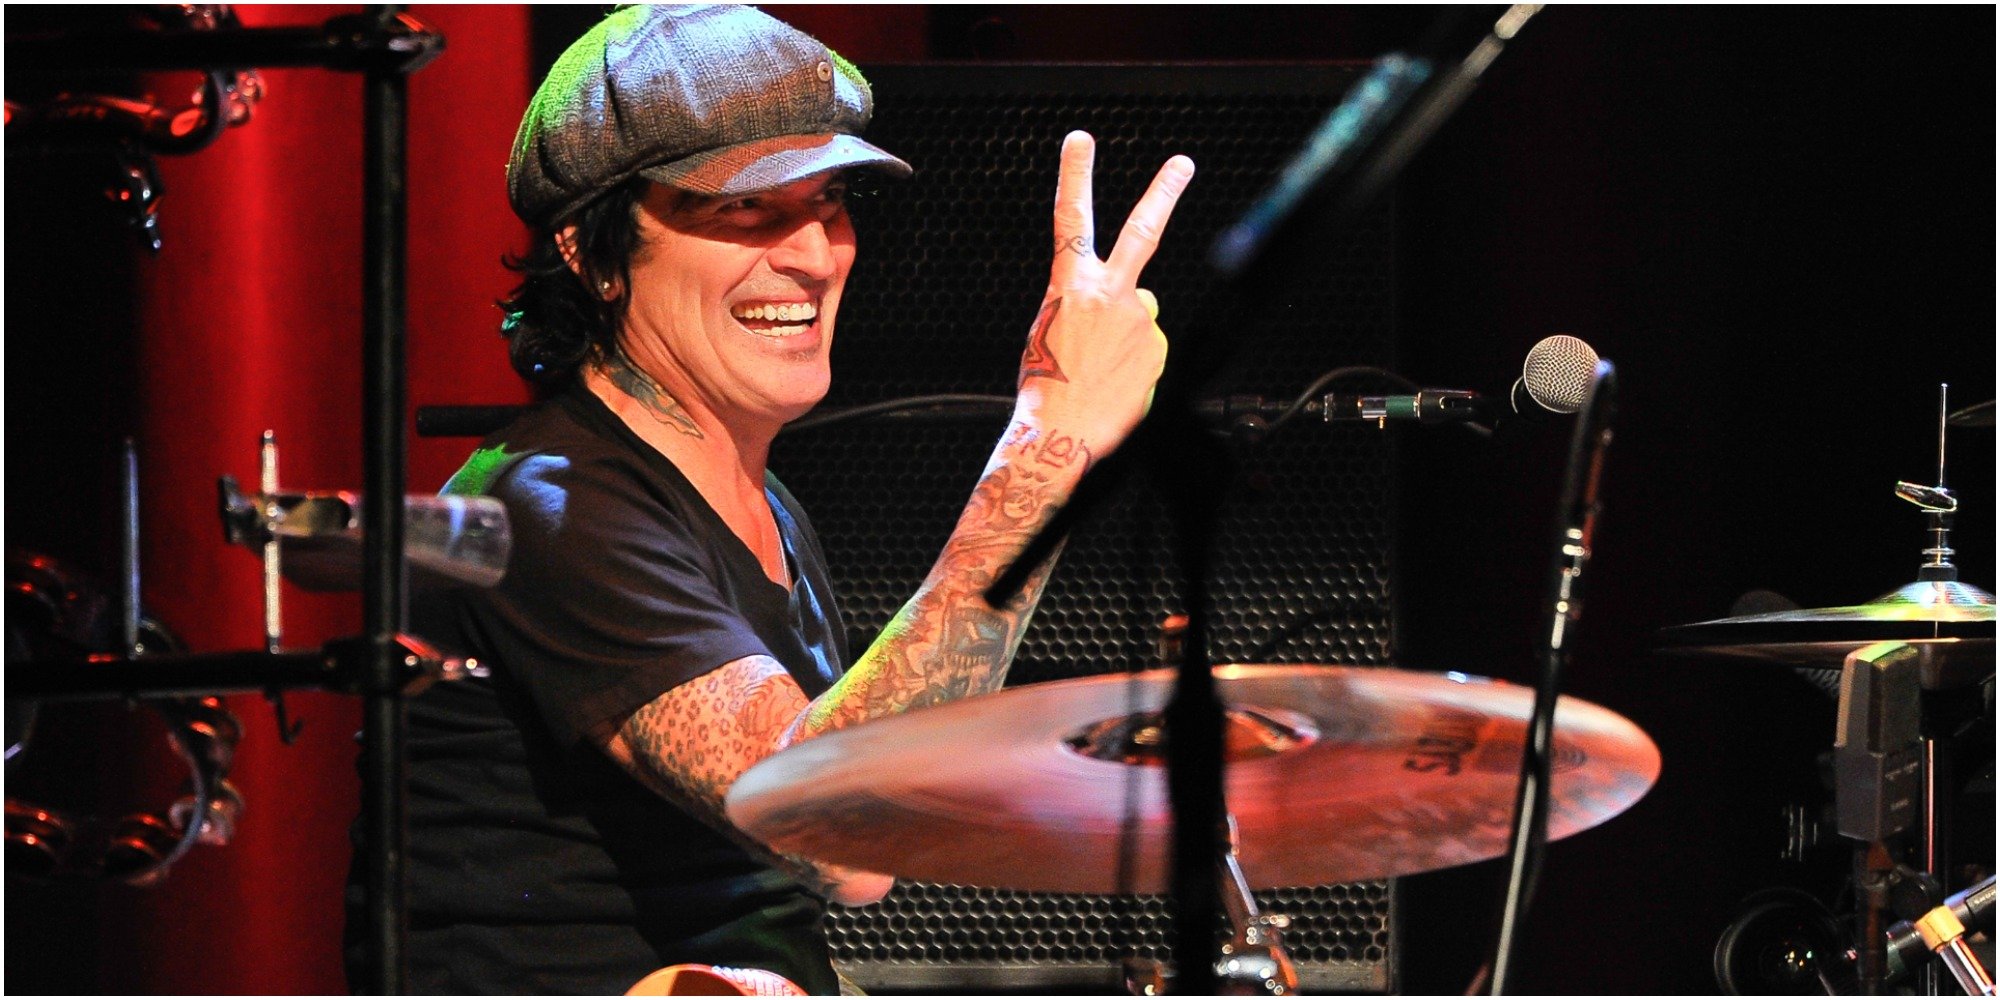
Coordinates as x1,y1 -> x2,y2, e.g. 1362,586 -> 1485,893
554,225 -> 584,276
556,225 -> 616,300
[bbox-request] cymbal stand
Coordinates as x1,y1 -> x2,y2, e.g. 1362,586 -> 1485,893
1119,817 -> 1300,997
1894,384 -> 1966,589
1215,816 -> 1300,995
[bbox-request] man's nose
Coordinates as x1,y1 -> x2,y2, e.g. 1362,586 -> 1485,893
768,218 -> 838,280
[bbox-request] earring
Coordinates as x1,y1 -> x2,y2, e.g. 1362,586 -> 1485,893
598,280 -> 612,293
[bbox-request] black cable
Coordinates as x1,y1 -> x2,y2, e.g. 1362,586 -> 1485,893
1267,364 -> 1419,431
786,393 -> 1013,433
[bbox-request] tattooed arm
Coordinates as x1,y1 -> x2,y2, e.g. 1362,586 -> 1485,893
598,412 -> 1103,905
599,134 -> 1193,901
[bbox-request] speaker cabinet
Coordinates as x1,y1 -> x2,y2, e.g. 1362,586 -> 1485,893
770,64 -> 1400,993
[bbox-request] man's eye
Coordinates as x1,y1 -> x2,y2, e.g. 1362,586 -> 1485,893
722,197 -> 762,212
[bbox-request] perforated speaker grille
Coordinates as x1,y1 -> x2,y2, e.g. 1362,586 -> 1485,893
768,65 -> 1399,993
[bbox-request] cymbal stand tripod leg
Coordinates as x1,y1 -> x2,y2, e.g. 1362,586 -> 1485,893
1214,815 -> 1299,995
1119,816 -> 1300,997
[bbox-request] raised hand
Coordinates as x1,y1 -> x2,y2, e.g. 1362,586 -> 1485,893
1016,131 -> 1194,455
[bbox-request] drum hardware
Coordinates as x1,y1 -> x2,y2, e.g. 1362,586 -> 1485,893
4,6 -> 269,252
215,479 -> 511,592
216,436 -> 513,599
1212,816 -> 1302,995
1836,640 -> 1997,996
1667,386 -> 1995,995
9,634 -> 478,704
1885,875 -> 1998,995
206,429 -> 503,740
4,436 -> 251,887
1713,887 -> 1849,994
1113,812 -> 1304,995
10,11 -> 446,987
4,551 -> 243,886
5,434 -> 488,888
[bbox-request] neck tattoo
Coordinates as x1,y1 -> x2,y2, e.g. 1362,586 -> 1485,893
600,356 -> 704,439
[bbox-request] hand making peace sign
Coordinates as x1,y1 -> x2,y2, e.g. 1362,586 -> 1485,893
1015,132 -> 1196,453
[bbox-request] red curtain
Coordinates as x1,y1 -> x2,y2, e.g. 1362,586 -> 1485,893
118,6 -> 531,992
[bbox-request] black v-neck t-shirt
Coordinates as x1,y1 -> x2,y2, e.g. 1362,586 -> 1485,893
346,385 -> 849,994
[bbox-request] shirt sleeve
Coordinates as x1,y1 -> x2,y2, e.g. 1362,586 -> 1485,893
470,450 -> 772,749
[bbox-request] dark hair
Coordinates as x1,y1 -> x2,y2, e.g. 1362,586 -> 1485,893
497,178 -> 649,387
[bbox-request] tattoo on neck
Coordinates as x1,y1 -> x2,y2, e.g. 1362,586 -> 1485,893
601,356 -> 704,439
1018,297 -> 1068,389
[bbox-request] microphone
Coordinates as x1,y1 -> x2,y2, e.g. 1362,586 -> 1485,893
1509,334 -> 1600,415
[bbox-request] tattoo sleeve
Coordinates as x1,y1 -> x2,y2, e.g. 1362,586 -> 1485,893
784,415 -> 1090,741
602,656 -> 863,899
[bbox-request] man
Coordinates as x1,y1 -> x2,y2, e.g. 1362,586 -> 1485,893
351,5 -> 1193,993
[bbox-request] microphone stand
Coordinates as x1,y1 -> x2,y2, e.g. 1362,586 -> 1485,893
1486,360 -> 1616,993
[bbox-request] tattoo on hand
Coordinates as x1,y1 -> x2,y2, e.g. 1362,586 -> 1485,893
1056,234 -> 1093,258
1018,297 -> 1067,389
600,355 -> 704,438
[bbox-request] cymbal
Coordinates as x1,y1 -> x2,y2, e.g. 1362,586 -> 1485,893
726,665 -> 1660,894
1658,580 -> 1995,675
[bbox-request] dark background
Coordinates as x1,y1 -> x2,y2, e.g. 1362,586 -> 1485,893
8,5 -> 1993,994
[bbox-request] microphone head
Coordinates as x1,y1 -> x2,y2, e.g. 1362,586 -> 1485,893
1520,334 -> 1600,413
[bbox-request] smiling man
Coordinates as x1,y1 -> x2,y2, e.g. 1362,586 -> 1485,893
351,5 -> 1194,993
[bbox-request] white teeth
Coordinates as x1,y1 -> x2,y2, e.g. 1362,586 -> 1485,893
752,323 -> 811,338
732,302 -> 817,323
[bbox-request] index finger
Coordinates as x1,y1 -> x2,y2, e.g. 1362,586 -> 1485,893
1105,154 -> 1195,288
1051,131 -> 1097,278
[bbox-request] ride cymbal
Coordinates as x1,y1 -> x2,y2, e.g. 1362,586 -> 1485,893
727,664 -> 1659,893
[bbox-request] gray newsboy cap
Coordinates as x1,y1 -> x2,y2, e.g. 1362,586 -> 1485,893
506,4 -> 912,229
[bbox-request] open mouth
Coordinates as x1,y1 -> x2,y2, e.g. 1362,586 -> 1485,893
729,301 -> 818,338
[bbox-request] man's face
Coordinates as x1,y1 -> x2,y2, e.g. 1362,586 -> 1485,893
620,170 -> 856,429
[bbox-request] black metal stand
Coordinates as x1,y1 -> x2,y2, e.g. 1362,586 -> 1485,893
360,10 -> 415,988
1153,411 -> 1231,996
1487,360 -> 1616,994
